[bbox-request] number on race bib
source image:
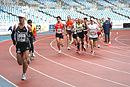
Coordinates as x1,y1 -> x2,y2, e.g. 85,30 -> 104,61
57,29 -> 62,33
17,32 -> 26,42
68,26 -> 71,30
77,28 -> 82,33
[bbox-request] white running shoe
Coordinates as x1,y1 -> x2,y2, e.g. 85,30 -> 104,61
32,53 -> 35,57
91,51 -> 94,56
58,50 -> 61,54
29,53 -> 31,57
68,47 -> 70,50
27,57 -> 31,64
98,45 -> 100,48
21,73 -> 26,80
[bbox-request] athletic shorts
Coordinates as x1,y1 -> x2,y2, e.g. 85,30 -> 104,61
98,33 -> 101,36
77,32 -> 84,39
16,43 -> 30,54
84,31 -> 88,35
89,37 -> 97,41
66,30 -> 72,35
56,33 -> 63,39
73,34 -> 77,39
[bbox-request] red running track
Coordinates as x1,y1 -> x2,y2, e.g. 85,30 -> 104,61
0,30 -> 130,87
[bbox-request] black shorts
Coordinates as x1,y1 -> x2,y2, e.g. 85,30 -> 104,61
66,30 -> 72,35
77,32 -> 84,39
56,33 -> 63,39
84,31 -> 88,35
73,34 -> 77,39
16,43 -> 30,54
89,37 -> 97,41
98,33 -> 101,36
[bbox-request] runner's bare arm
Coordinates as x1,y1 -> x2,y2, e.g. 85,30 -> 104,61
11,24 -> 16,45
71,24 -> 74,32
63,24 -> 66,33
53,24 -> 56,32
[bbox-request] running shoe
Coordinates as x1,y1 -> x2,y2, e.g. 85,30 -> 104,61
61,43 -> 64,47
21,73 -> 26,80
27,57 -> 31,64
84,47 -> 86,51
68,47 -> 70,50
98,45 -> 100,48
91,51 -> 94,56
32,53 -> 35,57
58,50 -> 61,54
76,50 -> 81,53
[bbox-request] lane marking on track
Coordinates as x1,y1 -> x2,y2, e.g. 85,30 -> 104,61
115,35 -> 130,46
101,35 -> 130,51
0,75 -> 18,87
33,38 -> 130,87
50,39 -> 130,75
9,40 -> 77,87
70,45 -> 130,64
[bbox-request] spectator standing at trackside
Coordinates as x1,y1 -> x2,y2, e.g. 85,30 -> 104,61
102,18 -> 112,42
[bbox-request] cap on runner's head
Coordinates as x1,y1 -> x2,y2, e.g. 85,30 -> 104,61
28,19 -> 32,23
90,18 -> 94,21
18,13 -> 26,18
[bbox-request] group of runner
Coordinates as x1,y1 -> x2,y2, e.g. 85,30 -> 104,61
11,13 -> 107,81
53,16 -> 105,55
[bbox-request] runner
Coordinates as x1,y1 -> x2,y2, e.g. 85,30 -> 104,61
82,17 -> 89,48
88,18 -> 99,55
76,18 -> 86,53
71,18 -> 77,46
97,19 -> 103,48
11,13 -> 32,80
53,16 -> 65,54
66,15 -> 73,50
27,19 -> 37,57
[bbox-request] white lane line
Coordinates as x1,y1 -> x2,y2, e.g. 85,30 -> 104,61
101,36 -> 130,52
115,35 -> 130,46
70,46 -> 130,65
33,38 -> 130,87
97,48 -> 130,58
0,75 -> 18,87
9,45 -> 76,87
50,39 -> 130,75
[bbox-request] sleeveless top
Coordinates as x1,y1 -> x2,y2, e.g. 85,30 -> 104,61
76,24 -> 83,34
56,22 -> 63,34
15,23 -> 29,43
83,23 -> 88,32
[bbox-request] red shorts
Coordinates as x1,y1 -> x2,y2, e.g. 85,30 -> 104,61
97,31 -> 101,34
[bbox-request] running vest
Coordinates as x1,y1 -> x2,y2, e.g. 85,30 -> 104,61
83,23 -> 88,32
15,23 -> 29,43
66,20 -> 72,31
76,24 -> 83,33
56,22 -> 63,34
29,25 -> 35,37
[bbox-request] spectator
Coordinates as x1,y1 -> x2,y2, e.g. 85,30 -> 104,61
102,18 -> 112,42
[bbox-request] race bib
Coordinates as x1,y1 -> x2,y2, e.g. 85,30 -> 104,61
90,30 -> 96,36
77,28 -> 82,33
57,29 -> 62,33
67,26 -> 71,30
17,32 -> 26,42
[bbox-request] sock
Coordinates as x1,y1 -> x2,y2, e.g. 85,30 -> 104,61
82,42 -> 84,48
77,43 -> 80,51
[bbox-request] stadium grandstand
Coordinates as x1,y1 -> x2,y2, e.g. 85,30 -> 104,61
0,0 -> 130,35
